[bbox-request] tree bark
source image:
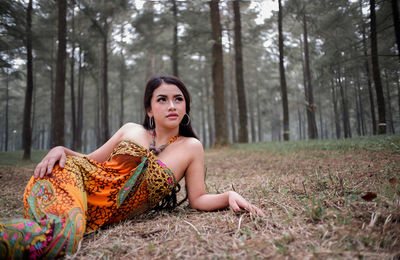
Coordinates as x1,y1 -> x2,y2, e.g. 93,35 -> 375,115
303,14 -> 318,139
391,0 -> 400,62
52,0 -> 67,147
227,15 -> 237,143
354,80 -> 361,136
102,19 -> 110,143
23,0 -> 34,159
49,36 -> 55,149
76,47 -> 84,151
331,76 -> 341,139
70,6 -> 78,150
119,25 -> 126,127
338,68 -> 351,138
209,0 -> 229,146
233,0 -> 248,143
278,0 -> 289,141
356,78 -> 366,135
370,0 -> 386,134
256,85 -> 262,142
361,12 -> 377,135
171,0 -> 179,77
384,70 -> 395,134
5,69 -> 9,151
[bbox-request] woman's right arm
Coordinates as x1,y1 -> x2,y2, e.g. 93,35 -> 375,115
34,123 -> 138,178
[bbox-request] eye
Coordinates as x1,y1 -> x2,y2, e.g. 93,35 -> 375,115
175,96 -> 184,102
157,97 -> 166,103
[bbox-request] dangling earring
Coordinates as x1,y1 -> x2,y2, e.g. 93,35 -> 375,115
181,114 -> 191,126
149,117 -> 155,129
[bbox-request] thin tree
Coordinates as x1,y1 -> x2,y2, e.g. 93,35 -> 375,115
391,0 -> 400,62
303,13 -> 318,139
4,69 -> 9,151
76,47 -> 84,150
233,0 -> 248,143
370,0 -> 386,134
70,5 -> 78,150
209,0 -> 229,146
22,0 -> 33,160
171,0 -> 179,77
119,24 -> 126,127
52,0 -> 67,147
361,16 -> 377,135
278,0 -> 289,141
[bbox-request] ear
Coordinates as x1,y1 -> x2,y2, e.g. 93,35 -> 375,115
146,108 -> 153,118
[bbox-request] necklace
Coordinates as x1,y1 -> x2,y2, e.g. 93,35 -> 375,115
149,130 -> 179,155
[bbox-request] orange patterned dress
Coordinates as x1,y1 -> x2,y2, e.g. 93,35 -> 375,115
0,140 -> 177,259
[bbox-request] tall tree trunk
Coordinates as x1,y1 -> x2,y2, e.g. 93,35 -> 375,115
171,0 -> 179,76
209,0 -> 229,146
95,67 -> 101,147
354,80 -> 361,136
391,0 -> 400,62
278,0 -> 289,141
370,0 -> 386,134
5,69 -> 9,151
356,78 -> 366,135
384,70 -> 395,134
361,13 -> 377,135
397,72 -> 400,121
256,85 -> 262,142
338,68 -> 351,138
76,47 -> 84,151
227,16 -> 237,143
303,14 -> 318,139
23,0 -> 34,159
31,71 -> 36,148
297,97 -> 303,140
331,79 -> 341,139
249,90 -> 256,142
119,25 -> 126,127
200,66 -> 207,146
52,0 -> 67,147
49,36 -> 55,148
102,19 -> 110,143
70,7 -> 78,150
206,71 -> 213,147
233,0 -> 248,143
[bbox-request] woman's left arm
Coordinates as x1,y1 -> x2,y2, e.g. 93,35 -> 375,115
184,140 -> 265,216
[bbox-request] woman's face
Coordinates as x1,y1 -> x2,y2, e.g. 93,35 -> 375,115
147,83 -> 186,130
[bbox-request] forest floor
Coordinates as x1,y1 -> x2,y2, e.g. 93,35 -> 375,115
1,135 -> 400,259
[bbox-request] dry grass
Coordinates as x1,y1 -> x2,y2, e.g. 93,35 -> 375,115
1,138 -> 399,259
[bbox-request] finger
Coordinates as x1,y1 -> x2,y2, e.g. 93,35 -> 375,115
250,205 -> 265,217
39,166 -> 47,178
39,160 -> 49,178
59,153 -> 66,168
34,164 -> 41,178
230,199 -> 241,213
47,158 -> 57,174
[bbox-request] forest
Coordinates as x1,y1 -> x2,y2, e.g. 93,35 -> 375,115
0,0 -> 399,158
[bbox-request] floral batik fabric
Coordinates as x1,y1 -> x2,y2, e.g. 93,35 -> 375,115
0,140 -> 176,259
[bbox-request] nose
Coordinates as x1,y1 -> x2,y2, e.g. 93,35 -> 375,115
168,100 -> 176,110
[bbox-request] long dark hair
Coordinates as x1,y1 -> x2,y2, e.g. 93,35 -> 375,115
143,75 -> 199,139
142,75 -> 198,211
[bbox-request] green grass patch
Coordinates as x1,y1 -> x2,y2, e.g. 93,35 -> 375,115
234,134 -> 400,153
0,150 -> 49,166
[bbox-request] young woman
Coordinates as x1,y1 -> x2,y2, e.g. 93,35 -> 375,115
0,75 -> 264,259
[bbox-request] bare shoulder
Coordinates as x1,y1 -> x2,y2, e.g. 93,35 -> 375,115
120,123 -> 147,140
180,137 -> 204,155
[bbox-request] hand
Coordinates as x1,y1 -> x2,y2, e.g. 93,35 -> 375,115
33,146 -> 66,179
228,191 -> 265,216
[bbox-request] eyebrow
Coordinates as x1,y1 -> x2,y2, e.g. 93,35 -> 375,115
156,94 -> 183,97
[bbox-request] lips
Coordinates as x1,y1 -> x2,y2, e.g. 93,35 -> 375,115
166,113 -> 179,119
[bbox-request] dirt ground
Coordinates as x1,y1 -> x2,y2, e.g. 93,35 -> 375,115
1,145 -> 399,259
